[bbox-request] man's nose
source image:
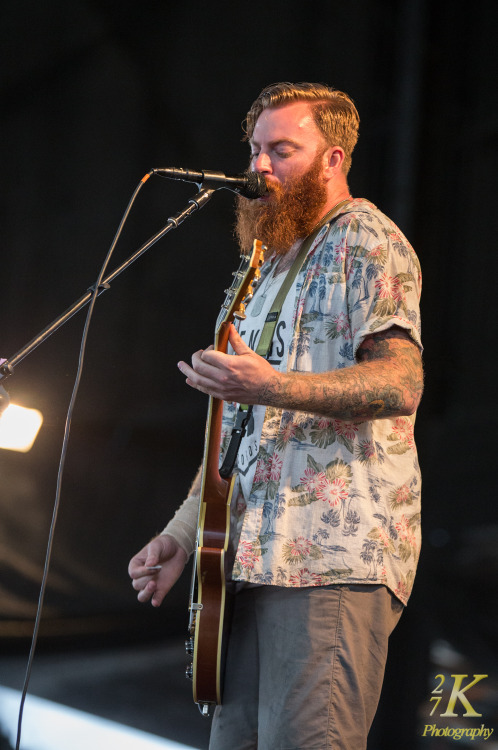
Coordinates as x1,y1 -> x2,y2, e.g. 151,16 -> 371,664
253,153 -> 272,173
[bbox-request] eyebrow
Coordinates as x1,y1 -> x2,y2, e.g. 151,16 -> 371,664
249,138 -> 301,150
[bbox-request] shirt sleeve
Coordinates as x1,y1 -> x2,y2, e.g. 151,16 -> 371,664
342,211 -> 423,359
161,494 -> 200,558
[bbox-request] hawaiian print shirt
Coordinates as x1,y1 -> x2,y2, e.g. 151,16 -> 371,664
220,199 -> 422,605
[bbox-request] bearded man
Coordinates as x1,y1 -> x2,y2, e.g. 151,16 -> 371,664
129,82 -> 424,750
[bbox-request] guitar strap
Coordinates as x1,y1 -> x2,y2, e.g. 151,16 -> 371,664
219,199 -> 350,479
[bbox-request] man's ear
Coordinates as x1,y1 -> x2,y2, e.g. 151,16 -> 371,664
323,146 -> 345,179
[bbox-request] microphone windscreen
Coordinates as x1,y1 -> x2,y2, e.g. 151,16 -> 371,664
243,172 -> 268,199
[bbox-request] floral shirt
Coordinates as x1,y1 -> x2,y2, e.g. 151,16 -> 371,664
220,199 -> 422,605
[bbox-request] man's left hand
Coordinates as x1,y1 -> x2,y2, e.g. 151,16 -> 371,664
177,325 -> 277,404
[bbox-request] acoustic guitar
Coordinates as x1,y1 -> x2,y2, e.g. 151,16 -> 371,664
185,239 -> 264,716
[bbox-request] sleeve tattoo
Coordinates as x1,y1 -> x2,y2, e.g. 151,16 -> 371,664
257,327 -> 423,420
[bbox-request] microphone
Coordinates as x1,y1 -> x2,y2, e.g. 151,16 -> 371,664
153,167 -> 268,199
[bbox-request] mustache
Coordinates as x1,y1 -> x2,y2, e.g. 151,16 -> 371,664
235,154 -> 328,255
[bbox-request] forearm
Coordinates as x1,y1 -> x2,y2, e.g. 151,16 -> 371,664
161,465 -> 202,557
179,325 -> 423,422
258,331 -> 423,420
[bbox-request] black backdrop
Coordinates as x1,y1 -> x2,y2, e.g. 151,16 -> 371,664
1,0 -> 497,727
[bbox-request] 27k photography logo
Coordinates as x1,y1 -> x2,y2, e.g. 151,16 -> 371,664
422,673 -> 495,741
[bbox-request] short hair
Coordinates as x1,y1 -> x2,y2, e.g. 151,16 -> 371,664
244,82 -> 360,174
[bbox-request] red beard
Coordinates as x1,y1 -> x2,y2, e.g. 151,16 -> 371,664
235,153 -> 328,255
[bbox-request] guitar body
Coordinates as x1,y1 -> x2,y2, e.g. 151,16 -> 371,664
186,241 -> 264,716
191,468 -> 235,708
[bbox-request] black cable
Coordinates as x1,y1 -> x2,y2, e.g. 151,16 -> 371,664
15,173 -> 151,750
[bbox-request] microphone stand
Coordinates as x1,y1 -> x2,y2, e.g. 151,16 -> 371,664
0,185 -> 216,382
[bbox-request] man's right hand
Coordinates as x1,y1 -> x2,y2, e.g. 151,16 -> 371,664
128,534 -> 188,607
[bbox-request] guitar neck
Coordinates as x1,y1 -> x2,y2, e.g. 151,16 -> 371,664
201,318 -> 231,493
198,242 -> 264,512
187,241 -> 264,713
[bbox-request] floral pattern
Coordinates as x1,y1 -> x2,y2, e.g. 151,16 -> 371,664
220,199 -> 422,605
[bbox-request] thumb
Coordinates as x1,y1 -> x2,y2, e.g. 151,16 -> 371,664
229,324 -> 253,355
145,539 -> 163,567
145,552 -> 159,568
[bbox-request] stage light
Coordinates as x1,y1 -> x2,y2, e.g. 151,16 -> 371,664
0,403 -> 43,452
0,686 -> 196,750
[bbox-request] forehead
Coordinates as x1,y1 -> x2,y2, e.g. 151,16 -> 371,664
251,101 -> 323,145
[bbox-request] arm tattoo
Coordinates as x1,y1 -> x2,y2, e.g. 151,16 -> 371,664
258,327 -> 423,420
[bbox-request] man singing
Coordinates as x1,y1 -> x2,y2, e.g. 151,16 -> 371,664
129,82 -> 423,749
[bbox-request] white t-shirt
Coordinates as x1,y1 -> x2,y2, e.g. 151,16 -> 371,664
234,260 -> 295,501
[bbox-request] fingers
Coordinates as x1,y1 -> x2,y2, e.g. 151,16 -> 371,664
227,324 -> 252,355
178,330 -> 252,385
201,327 -> 252,361
136,577 -> 159,605
177,327 -> 267,401
129,536 -> 188,608
128,546 -> 148,579
148,544 -> 188,607
128,542 -> 162,605
177,358 -> 218,396
128,537 -> 163,578
178,347 -> 230,397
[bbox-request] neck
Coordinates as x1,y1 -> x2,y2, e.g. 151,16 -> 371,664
322,180 -> 351,217
274,241 -> 303,273
275,188 -> 351,272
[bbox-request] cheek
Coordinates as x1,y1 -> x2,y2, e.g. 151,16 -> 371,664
278,163 -> 306,187
273,162 -> 295,183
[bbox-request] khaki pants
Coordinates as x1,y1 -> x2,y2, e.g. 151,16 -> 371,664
209,584 -> 403,750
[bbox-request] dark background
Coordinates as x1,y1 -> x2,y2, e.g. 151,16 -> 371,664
1,0 -> 497,747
